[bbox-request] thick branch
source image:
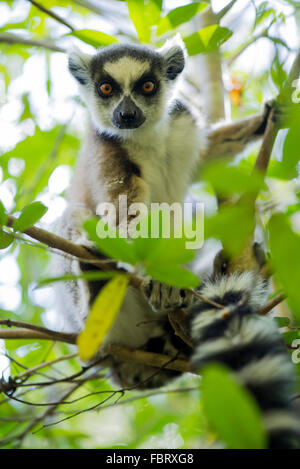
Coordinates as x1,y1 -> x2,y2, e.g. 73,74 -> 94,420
191,6 -> 225,123
107,345 -> 192,373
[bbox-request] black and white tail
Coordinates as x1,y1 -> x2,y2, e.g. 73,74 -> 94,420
189,271 -> 300,449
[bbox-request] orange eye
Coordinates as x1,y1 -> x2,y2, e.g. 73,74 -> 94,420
99,83 -> 113,96
141,81 -> 155,94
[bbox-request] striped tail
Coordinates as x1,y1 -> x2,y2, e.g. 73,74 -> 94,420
189,271 -> 300,449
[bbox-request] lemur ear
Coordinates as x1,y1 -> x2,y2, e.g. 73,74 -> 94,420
159,34 -> 186,80
67,46 -> 92,85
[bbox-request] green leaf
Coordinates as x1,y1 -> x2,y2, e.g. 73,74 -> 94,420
146,264 -> 200,288
130,211 -> 197,266
156,2 -> 207,36
270,53 -> 288,92
0,201 -> 7,226
201,364 -> 267,449
67,30 -> 118,48
77,274 -> 129,361
13,202 -> 47,232
183,25 -> 232,56
280,126 -> 300,180
20,92 -> 33,122
269,214 -> 300,321
84,218 -> 138,265
1,125 -> 80,209
146,0 -> 163,27
268,36 -> 290,51
273,316 -> 290,328
135,236 -> 195,265
205,203 -> 255,257
203,161 -> 265,196
282,330 -> 300,345
127,0 -> 151,43
0,231 -> 13,249
253,2 -> 275,29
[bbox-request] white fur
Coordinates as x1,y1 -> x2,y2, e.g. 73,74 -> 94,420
104,57 -> 150,91
200,272 -> 268,308
192,315 -> 275,363
191,271 -> 269,340
158,33 -> 187,61
237,354 -> 294,387
263,411 -> 300,434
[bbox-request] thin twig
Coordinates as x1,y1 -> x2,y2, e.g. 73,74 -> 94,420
0,33 -> 65,53
190,289 -> 224,309
71,0 -> 103,16
257,293 -> 286,316
27,0 -> 74,31
15,353 -> 77,380
0,319 -> 77,344
0,382 -> 83,448
216,0 -> 238,21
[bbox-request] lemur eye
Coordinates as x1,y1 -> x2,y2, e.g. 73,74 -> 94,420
141,81 -> 155,94
99,83 -> 113,96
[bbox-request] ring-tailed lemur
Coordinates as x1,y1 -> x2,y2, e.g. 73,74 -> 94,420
54,37 -> 299,447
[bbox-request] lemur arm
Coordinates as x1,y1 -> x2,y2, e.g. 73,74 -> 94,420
202,105 -> 270,161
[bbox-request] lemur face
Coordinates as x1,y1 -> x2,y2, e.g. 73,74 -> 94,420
68,36 -> 185,134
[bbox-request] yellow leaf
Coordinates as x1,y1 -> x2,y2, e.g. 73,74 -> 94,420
77,274 -> 129,361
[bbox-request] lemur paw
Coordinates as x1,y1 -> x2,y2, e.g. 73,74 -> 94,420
259,100 -> 295,133
141,278 -> 193,313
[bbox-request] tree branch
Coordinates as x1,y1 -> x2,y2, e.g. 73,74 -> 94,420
27,0 -> 74,31
216,0 -> 238,22
71,0 -> 104,16
0,321 -> 192,373
227,48 -> 300,274
6,214 -> 145,285
191,6 -> 226,123
0,319 -> 77,344
257,293 -> 286,316
0,33 -> 65,53
253,48 -> 300,177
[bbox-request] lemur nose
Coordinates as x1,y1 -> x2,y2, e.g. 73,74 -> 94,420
120,111 -> 136,122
